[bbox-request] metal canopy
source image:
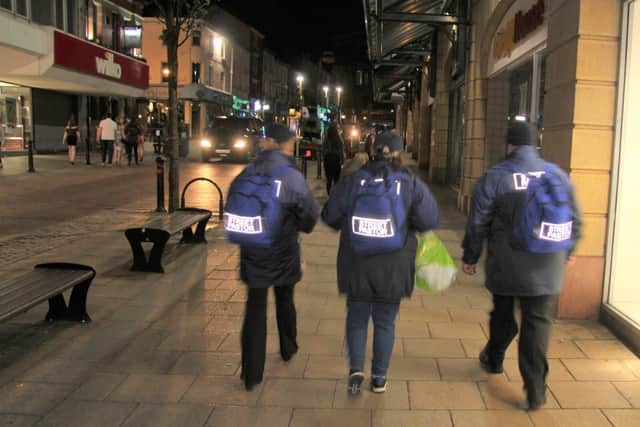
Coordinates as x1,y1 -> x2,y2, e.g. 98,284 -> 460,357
363,0 -> 463,102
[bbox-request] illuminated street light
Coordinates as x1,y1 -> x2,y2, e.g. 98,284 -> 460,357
161,66 -> 171,78
323,86 -> 329,107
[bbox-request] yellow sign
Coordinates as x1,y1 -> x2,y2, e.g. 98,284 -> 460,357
289,108 -> 297,117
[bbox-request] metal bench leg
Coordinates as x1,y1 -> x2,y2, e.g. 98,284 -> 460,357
146,228 -> 171,273
46,294 -> 68,322
181,219 -> 208,244
36,263 -> 96,323
125,228 -> 149,271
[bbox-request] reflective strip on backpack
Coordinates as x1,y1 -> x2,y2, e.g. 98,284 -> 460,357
351,216 -> 395,238
224,213 -> 263,235
538,221 -> 572,242
274,180 -> 282,198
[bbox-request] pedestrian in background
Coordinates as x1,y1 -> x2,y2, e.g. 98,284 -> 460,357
462,121 -> 582,410
136,119 -> 145,163
364,127 -> 376,160
113,117 -> 126,166
97,113 -> 117,167
322,118 -> 345,195
224,123 -> 318,391
124,117 -> 141,166
0,123 -> 4,169
321,131 -> 440,395
62,118 -> 80,165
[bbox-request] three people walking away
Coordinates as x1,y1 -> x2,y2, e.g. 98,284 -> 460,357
322,119 -> 345,195
462,122 -> 581,410
124,118 -> 142,166
97,114 -> 117,166
322,131 -> 439,395
224,123 -> 318,391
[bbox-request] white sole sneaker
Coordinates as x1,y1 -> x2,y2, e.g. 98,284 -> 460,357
348,372 -> 365,395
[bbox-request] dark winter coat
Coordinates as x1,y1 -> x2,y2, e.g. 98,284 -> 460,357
321,160 -> 440,303
462,145 -> 582,296
237,150 -> 319,288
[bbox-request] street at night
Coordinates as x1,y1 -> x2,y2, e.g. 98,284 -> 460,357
1,0 -> 640,426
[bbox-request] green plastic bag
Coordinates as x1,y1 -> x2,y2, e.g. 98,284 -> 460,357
415,231 -> 457,293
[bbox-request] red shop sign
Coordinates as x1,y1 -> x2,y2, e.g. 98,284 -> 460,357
54,31 -> 149,89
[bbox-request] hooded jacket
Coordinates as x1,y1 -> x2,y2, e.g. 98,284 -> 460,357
236,149 -> 319,288
462,145 -> 582,296
321,160 -> 440,303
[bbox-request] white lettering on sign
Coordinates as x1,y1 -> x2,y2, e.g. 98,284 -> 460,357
224,213 -> 263,234
96,52 -> 122,79
539,221 -> 572,242
352,216 -> 395,238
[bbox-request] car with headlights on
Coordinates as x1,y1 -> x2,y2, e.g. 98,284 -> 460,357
200,117 -> 263,162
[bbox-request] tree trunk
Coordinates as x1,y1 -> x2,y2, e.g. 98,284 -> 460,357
166,23 -> 180,212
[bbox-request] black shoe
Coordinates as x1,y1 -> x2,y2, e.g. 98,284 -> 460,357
370,376 -> 387,393
348,371 -> 365,395
479,348 -> 504,374
244,379 -> 261,391
526,395 -> 547,411
281,346 -> 298,362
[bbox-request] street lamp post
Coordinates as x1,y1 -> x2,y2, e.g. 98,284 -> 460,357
295,74 -> 305,158
336,86 -> 343,123
323,85 -> 329,108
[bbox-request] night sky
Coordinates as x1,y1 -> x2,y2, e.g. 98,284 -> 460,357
219,0 -> 367,63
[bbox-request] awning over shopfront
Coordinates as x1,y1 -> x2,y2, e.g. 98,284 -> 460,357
0,27 -> 149,98
362,0 -> 467,102
145,85 -> 233,107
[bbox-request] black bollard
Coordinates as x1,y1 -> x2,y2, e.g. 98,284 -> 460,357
156,155 -> 167,212
27,140 -> 35,173
316,148 -> 322,179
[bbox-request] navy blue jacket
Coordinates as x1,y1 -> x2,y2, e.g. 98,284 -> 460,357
462,146 -> 582,296
236,150 -> 318,288
322,160 -> 440,303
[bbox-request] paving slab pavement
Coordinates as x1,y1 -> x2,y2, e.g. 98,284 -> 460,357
0,156 -> 638,426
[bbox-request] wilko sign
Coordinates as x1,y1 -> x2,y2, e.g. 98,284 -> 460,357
54,31 -> 148,89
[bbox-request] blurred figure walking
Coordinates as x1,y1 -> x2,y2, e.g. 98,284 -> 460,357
97,114 -> 117,166
322,118 -> 345,195
62,118 -> 80,165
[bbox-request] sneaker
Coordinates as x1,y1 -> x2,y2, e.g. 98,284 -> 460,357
479,347 -> 504,374
348,371 -> 365,395
370,376 -> 387,393
525,395 -> 547,411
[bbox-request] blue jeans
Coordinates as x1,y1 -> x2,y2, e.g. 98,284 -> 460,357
346,300 -> 400,378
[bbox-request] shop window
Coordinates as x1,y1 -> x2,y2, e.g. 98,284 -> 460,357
55,0 -> 64,30
161,62 -> 170,82
192,63 -> 201,84
192,30 -> 201,47
66,0 -> 77,35
32,0 -> 54,26
0,0 -> 11,11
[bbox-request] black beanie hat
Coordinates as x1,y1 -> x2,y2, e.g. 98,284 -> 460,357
507,122 -> 538,146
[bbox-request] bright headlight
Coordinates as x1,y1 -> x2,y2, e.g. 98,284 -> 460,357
234,139 -> 247,148
200,139 -> 212,148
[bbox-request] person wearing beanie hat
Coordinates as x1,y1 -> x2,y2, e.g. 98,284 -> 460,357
225,122 -> 318,391
462,120 -> 582,410
321,128 -> 439,395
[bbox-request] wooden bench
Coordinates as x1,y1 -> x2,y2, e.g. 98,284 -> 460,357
0,263 -> 96,324
125,208 -> 212,273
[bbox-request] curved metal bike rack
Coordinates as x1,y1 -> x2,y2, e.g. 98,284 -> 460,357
180,178 -> 224,220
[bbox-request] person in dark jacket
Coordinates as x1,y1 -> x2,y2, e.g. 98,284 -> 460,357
322,119 -> 345,194
233,123 -> 318,391
462,121 -> 582,410
322,131 -> 439,395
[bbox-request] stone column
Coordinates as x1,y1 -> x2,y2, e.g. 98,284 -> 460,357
544,0 -> 620,318
430,30 -> 452,183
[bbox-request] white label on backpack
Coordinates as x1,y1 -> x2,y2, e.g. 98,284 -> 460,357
224,213 -> 263,234
539,221 -> 572,242
352,216 -> 395,238
513,171 -> 545,190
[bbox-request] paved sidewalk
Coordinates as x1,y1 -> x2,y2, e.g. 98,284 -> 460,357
0,160 -> 638,426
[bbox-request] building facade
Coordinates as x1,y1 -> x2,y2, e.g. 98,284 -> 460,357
262,51 -> 290,121
0,0 -> 149,153
380,0 -> 638,350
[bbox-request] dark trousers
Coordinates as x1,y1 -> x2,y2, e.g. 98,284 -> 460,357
241,284 -> 298,387
101,141 -> 114,164
324,154 -> 341,195
486,294 -> 553,403
125,142 -> 138,165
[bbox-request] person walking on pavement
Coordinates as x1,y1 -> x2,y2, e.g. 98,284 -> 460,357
136,120 -> 145,163
62,118 -> 80,165
113,117 -> 126,166
462,121 -> 582,410
364,127 -> 376,161
124,117 -> 141,166
322,118 -> 345,195
223,123 -> 318,391
97,113 -> 117,166
0,122 -> 4,169
322,131 -> 440,395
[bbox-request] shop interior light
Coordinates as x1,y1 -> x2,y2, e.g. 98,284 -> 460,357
162,67 -> 171,78
263,104 -> 270,111
515,115 -> 527,122
200,139 -> 212,148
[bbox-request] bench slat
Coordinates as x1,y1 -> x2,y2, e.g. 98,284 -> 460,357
0,270 -> 80,299
139,212 -> 210,236
0,270 -> 93,321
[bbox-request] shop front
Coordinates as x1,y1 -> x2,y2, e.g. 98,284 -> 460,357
485,0 -> 546,169
602,0 -> 640,350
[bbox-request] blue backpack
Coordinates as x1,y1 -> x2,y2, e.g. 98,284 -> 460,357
503,161 -> 575,253
224,164 -> 290,248
348,169 -> 408,256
